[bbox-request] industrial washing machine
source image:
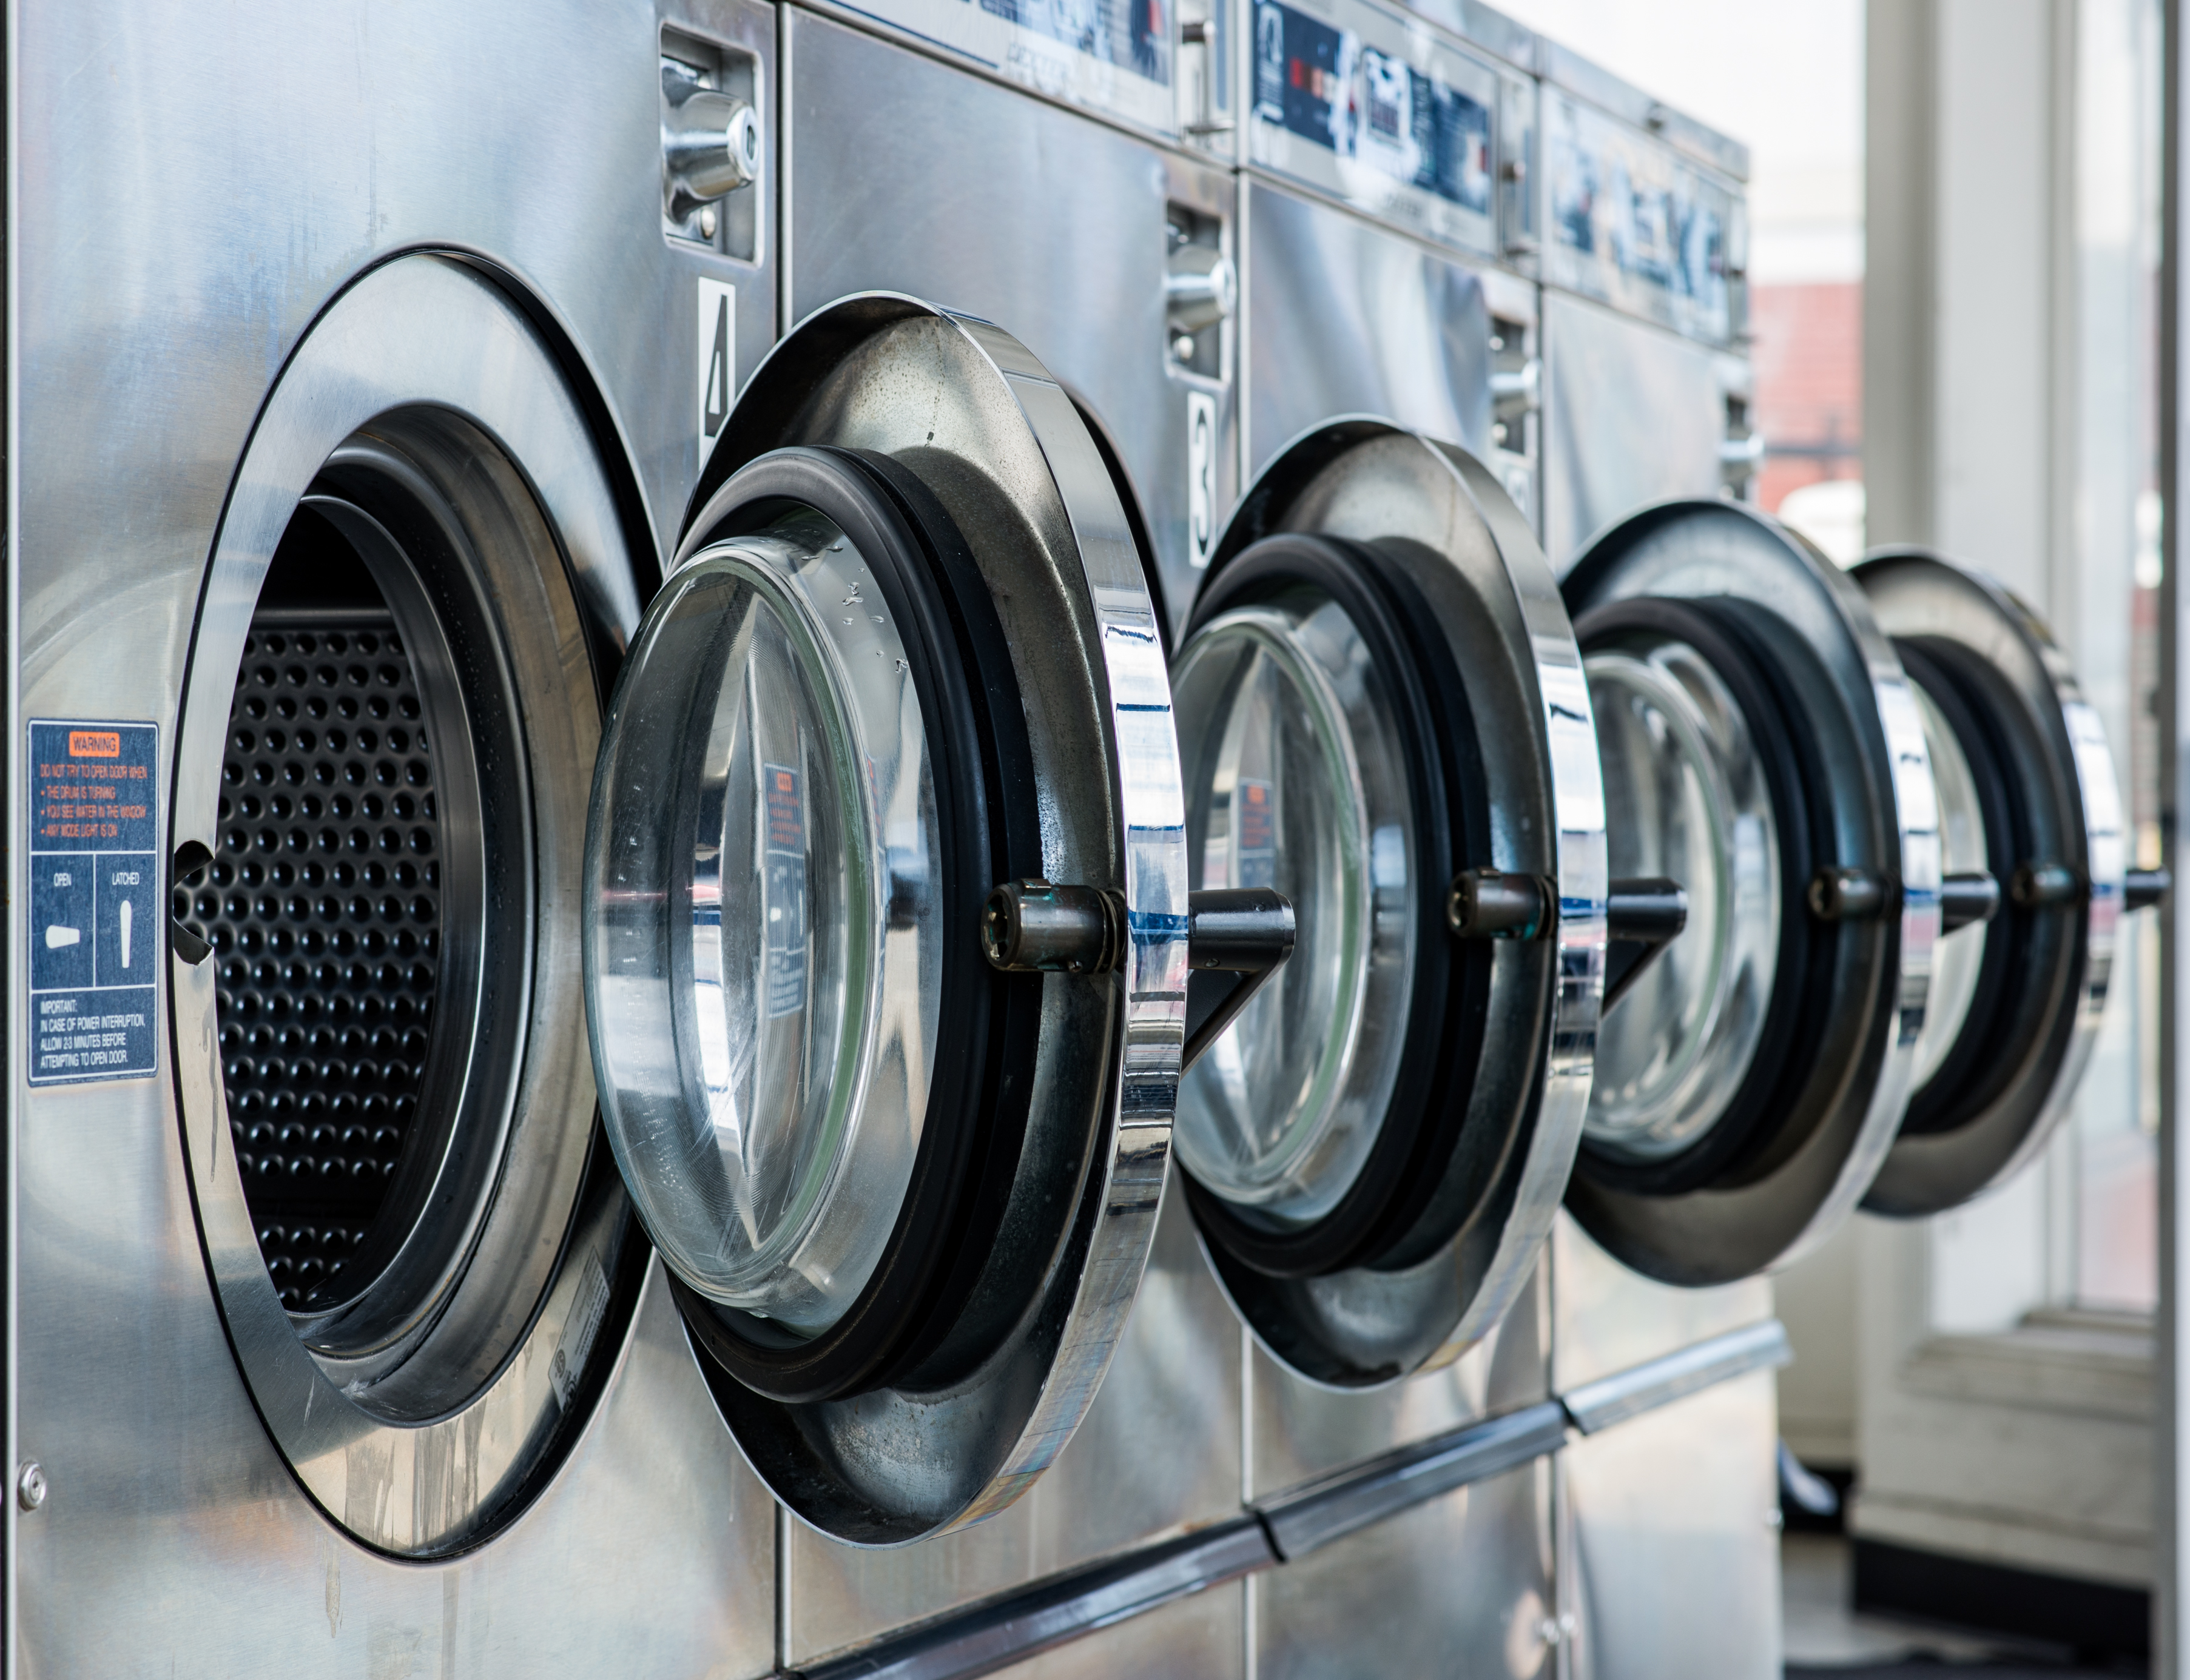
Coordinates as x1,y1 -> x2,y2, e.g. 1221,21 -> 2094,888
12,0 -> 1241,1669
1515,50 -> 1787,1678
8,2 -> 796,1672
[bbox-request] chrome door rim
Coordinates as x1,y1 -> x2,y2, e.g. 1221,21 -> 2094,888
662,294 -> 1189,1544
1854,548 -> 2125,1214
170,254 -> 648,1556
1183,418 -> 1606,1389
1561,502 -> 1938,1283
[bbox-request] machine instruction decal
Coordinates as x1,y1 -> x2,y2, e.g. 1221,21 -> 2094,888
1254,0 -> 1490,212
1248,0 -> 1498,257
27,719 -> 161,1084
762,761 -> 809,1019
1543,90 -> 1737,346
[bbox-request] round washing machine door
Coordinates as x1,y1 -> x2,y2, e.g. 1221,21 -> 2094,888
1168,419 -> 1605,1388
581,295 -> 1189,1545
170,255 -> 652,1557
1853,550 -> 2157,1215
1561,502 -> 1933,1286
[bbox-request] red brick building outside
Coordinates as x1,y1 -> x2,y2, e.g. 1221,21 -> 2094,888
1748,281 -> 1861,516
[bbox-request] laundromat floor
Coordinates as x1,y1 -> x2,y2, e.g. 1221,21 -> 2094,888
1782,1536 -> 2148,1677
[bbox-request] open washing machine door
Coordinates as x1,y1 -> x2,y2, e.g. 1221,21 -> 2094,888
169,255 -> 652,1557
1559,502 -> 1935,1286
1853,551 -> 2163,1215
1165,419 -> 1606,1387
581,295 -> 1209,1545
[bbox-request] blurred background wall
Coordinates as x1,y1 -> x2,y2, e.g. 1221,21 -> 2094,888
1514,0 -> 2166,1631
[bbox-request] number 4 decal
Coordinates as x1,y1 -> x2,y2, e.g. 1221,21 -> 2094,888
698,278 -> 736,470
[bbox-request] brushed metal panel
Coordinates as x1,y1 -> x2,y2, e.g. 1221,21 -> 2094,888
1538,289 -> 1726,572
1247,1260 -> 1549,1500
15,1262 -> 777,1676
13,2 -> 775,648
1541,87 -> 1743,348
1256,1458 -> 1557,1679
785,8 -> 1238,635
1562,1370 -> 1782,1680
1550,1212 -> 1772,1393
784,1184 -> 1243,1665
1244,181 -> 1495,480
990,1578 -> 1245,1680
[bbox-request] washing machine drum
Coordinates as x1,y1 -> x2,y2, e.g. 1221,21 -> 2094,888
170,255 -> 652,1560
1560,502 -> 1932,1286
1853,550 -> 2135,1216
1169,420 -> 1604,1387
582,295 -> 1188,1545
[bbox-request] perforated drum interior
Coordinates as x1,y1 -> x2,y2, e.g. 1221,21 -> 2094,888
183,525 -> 446,1307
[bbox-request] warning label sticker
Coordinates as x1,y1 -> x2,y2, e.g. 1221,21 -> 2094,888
28,719 -> 160,1085
761,761 -> 807,1020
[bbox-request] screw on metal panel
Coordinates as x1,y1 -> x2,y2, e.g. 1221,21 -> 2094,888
17,1461 -> 47,1512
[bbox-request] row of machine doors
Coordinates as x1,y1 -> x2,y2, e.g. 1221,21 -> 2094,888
173,284 -> 2153,1551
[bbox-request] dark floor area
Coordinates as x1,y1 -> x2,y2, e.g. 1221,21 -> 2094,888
1782,1534 -> 2149,1678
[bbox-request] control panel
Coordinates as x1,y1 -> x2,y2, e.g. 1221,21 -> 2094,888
1544,87 -> 1745,347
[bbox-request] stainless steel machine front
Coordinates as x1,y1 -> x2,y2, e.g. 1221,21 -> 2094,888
11,2 -> 784,1672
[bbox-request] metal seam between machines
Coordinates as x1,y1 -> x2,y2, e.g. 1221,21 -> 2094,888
789,1318 -> 1791,1680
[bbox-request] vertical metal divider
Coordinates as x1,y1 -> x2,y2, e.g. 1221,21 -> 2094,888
1239,1317 -> 1256,1678
777,1501 -> 793,1673
2160,4 -> 2187,1673
4,0 -> 20,1651
1229,24 -> 1252,1670
1242,1564 -> 1259,1680
777,1 -> 796,345
772,10 -> 795,1669
1549,1235 -> 1576,1680
1230,0 -> 1250,512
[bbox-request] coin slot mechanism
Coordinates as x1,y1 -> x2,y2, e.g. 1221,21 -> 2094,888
662,26 -> 761,258
1165,203 -> 1232,380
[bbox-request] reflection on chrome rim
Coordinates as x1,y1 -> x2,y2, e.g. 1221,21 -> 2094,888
639,294 -> 1188,1544
1905,676 -> 1989,1094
